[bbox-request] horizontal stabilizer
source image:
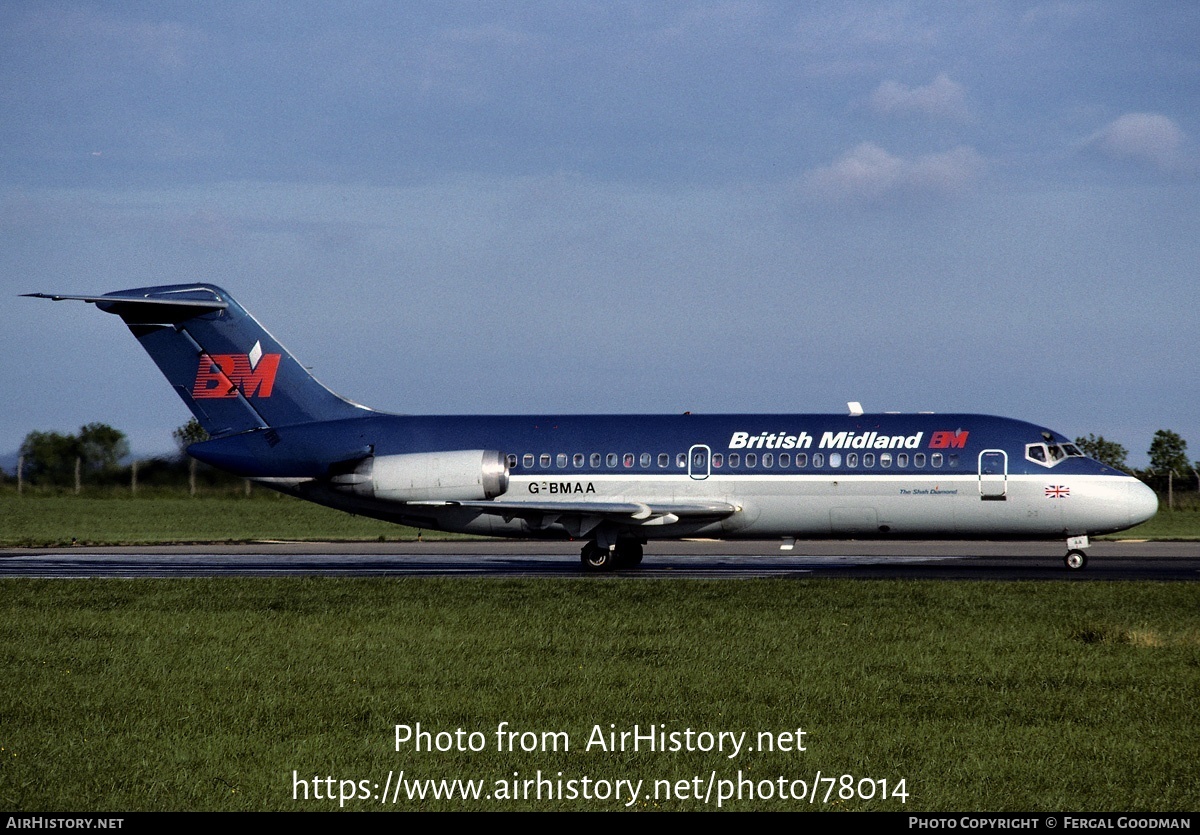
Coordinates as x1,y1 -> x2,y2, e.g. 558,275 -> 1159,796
23,291 -> 228,322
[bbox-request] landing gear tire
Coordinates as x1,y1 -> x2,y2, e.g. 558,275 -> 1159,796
580,542 -> 615,572
1065,550 -> 1088,570
615,541 -> 644,568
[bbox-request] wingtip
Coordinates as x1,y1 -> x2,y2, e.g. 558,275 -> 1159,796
22,292 -> 87,302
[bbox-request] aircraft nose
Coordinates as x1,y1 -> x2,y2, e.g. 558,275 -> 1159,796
1128,479 -> 1159,527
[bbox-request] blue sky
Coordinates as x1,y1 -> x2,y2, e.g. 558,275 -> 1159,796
2,2 -> 1197,468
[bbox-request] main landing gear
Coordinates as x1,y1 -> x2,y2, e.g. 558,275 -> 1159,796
1064,535 -> 1089,570
580,540 -> 643,572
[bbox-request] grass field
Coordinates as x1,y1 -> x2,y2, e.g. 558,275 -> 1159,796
2,491 -> 1196,812
1120,507 -> 1200,539
0,491 -> 438,546
1,490 -> 1197,546
1,578 -> 1197,812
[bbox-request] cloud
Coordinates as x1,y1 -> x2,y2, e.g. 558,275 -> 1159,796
30,6 -> 202,71
805,142 -> 984,203
1020,2 -> 1101,27
869,74 -> 970,121
1087,113 -> 1188,171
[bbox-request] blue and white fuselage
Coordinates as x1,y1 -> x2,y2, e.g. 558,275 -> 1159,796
28,284 -> 1157,570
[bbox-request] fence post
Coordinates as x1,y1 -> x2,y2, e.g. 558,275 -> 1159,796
75,456 -> 82,495
189,457 -> 197,497
131,459 -> 138,495
17,455 -> 23,495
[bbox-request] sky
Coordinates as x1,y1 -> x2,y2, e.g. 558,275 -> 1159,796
2,2 -> 1197,469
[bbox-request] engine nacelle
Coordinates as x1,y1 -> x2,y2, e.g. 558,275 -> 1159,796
330,450 -> 509,502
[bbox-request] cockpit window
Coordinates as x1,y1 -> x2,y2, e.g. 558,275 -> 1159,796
1026,440 -> 1081,468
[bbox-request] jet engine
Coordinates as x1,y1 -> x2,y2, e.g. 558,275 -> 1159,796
330,450 -> 509,502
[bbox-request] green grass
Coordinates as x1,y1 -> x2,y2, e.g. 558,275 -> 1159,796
1,579 -> 1196,811
0,492 -> 457,546
1111,506 -> 1200,540
2,491 -> 1198,546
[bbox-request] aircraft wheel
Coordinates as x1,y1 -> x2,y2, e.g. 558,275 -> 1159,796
580,542 -> 615,572
1064,550 -> 1088,570
615,541 -> 644,568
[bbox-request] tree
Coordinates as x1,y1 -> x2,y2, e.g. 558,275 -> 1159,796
78,422 -> 129,475
1148,430 -> 1189,475
172,418 -> 211,497
172,418 -> 209,456
1074,434 -> 1129,471
17,423 -> 128,485
18,430 -> 81,484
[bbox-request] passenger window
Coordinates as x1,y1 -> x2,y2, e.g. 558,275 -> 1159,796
522,454 -> 534,468
897,454 -> 908,467
658,453 -> 669,467
712,453 -> 723,468
914,453 -> 925,468
812,453 -> 823,467
796,453 -> 808,468
863,453 -> 874,467
948,454 -> 959,467
846,453 -> 858,468
746,453 -> 757,468
506,454 -> 517,469
779,453 -> 790,467
640,453 -> 651,468
880,452 -> 891,468
762,453 -> 773,468
573,453 -> 584,467
540,454 -> 551,467
932,453 -> 943,468
590,453 -> 601,468
623,453 -> 634,468
829,452 -> 842,468
557,453 -> 567,468
729,453 -> 740,468
607,453 -> 618,468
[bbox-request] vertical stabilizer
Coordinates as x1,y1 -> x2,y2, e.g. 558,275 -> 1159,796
26,284 -> 369,436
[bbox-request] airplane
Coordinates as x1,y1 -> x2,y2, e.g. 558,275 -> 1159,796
27,283 -> 1158,571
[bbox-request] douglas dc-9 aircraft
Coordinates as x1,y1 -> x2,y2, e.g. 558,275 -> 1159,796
29,284 -> 1158,571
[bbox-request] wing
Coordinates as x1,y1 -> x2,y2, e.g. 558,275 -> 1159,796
406,498 -> 737,538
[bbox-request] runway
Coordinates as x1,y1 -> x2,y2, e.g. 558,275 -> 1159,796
1,540 -> 1196,580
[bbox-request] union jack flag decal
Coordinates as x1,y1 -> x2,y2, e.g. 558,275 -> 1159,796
1045,485 -> 1070,498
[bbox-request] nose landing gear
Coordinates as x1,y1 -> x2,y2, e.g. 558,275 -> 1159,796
1064,535 -> 1089,570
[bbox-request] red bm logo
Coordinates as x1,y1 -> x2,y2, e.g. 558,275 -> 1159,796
929,430 -> 969,449
192,341 -> 281,399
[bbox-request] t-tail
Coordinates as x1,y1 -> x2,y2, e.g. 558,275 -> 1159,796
25,284 -> 369,437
